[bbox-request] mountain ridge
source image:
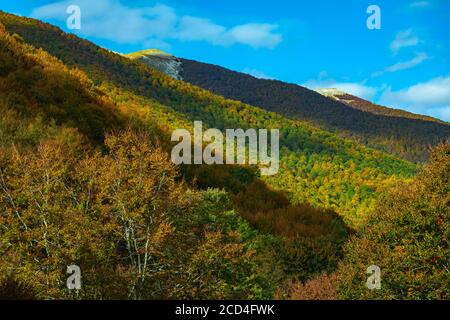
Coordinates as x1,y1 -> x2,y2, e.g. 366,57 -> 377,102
1,11 -> 447,301
125,49 -> 183,80
0,11 -> 416,224
179,57 -> 450,162
123,49 -> 448,162
316,88 -> 447,124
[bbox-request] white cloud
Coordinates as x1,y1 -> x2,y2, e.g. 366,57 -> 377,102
175,18 -> 281,48
305,73 -> 450,121
177,16 -> 227,44
371,52 -> 429,77
31,0 -> 282,49
228,24 -> 282,49
380,76 -> 450,121
390,29 -> 420,54
410,1 -> 430,7
303,74 -> 377,100
33,1 -> 177,43
242,68 -> 274,80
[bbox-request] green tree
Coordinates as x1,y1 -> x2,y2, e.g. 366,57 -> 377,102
336,143 -> 450,299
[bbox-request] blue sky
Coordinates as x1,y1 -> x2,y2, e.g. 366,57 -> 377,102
1,0 -> 449,121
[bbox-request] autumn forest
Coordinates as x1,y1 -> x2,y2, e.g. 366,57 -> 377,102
0,11 -> 448,300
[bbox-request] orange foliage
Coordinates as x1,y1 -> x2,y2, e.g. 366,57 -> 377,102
276,273 -> 337,300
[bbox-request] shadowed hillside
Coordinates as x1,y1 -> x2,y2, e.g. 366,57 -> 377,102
178,58 -> 449,162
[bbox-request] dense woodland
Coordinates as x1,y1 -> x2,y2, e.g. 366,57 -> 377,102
328,92 -> 445,122
0,12 -> 448,299
180,58 -> 450,163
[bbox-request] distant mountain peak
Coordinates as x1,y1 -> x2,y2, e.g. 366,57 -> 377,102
315,87 -> 445,124
125,48 -> 173,58
124,49 -> 183,80
315,88 -> 357,105
315,88 -> 348,97
178,58 -> 449,162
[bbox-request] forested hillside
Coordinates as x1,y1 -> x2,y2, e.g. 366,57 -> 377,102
0,11 -> 416,223
0,11 -> 446,300
317,88 -> 445,123
335,142 -> 449,299
0,18 -> 289,299
178,58 -> 449,162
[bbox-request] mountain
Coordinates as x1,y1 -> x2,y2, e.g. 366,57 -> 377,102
316,88 -> 444,123
0,11 -> 416,223
128,53 -> 449,162
1,11 -> 446,300
125,49 -> 183,80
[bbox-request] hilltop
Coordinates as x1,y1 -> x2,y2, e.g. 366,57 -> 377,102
316,88 -> 446,123
125,49 -> 183,80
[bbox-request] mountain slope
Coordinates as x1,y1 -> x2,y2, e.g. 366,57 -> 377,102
316,88 -> 444,123
0,14 -> 352,298
174,58 -> 449,162
0,22 -> 289,299
125,49 -> 183,80
0,13 -> 447,301
0,11 -> 416,224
